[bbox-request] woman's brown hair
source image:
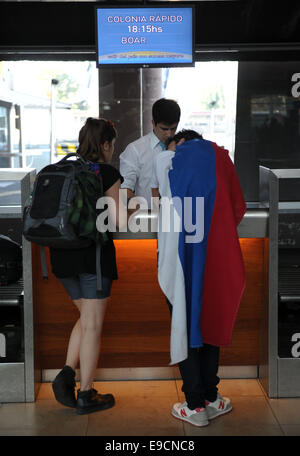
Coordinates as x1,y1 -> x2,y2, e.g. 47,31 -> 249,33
77,117 -> 117,162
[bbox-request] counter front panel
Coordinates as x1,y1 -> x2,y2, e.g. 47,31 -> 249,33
34,222 -> 265,369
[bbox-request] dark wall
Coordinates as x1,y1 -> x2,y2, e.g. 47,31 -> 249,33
235,61 -> 300,201
1,1 -> 300,60
2,1 -> 300,201
98,68 -> 163,169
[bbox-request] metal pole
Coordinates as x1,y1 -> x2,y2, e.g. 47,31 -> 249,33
140,68 -> 143,136
16,104 -> 24,168
50,79 -> 59,164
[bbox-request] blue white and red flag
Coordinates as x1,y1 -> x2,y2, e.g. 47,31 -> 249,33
157,139 -> 246,364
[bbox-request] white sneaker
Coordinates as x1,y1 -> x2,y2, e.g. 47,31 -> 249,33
172,401 -> 209,427
205,394 -> 232,420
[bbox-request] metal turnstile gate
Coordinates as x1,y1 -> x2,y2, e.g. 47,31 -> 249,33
0,169 -> 40,402
259,166 -> 300,397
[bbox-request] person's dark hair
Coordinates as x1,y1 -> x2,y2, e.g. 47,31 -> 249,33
166,129 -> 203,148
152,98 -> 181,126
77,117 -> 117,162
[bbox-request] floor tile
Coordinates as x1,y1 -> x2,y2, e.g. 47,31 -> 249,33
183,422 -> 284,436
92,380 -> 179,399
281,425 -> 300,436
2,379 -> 300,436
87,392 -> 184,436
182,395 -> 281,436
218,396 -> 278,425
37,382 -> 53,400
268,398 -> 300,425
0,428 -> 41,436
215,379 -> 265,397
37,380 -> 181,436
0,403 -> 40,429
0,400 -> 88,436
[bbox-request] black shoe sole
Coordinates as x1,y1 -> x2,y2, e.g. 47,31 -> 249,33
76,398 -> 115,415
52,382 -> 77,408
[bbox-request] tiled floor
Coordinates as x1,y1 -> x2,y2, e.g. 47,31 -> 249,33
0,378 -> 300,436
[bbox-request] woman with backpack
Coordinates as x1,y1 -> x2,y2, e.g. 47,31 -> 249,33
50,117 -> 127,415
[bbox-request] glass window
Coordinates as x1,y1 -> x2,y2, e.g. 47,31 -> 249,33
0,61 -> 99,171
0,180 -> 21,206
164,62 -> 239,161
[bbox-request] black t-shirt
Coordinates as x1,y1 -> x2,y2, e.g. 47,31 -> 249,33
49,163 -> 123,280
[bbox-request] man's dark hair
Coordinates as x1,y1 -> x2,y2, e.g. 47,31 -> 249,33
166,129 -> 203,148
152,98 -> 181,125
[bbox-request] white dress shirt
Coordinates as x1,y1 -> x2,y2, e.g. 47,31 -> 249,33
120,131 -> 165,206
151,149 -> 175,197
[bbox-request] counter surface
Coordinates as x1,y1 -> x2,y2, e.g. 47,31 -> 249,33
0,206 -> 269,237
112,208 -> 269,240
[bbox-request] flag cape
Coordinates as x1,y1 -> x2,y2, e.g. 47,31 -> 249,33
157,139 -> 246,364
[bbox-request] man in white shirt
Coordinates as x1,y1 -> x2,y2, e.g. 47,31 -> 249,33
119,98 -> 181,207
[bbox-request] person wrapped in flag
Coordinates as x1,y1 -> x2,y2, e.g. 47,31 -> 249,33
151,129 -> 246,427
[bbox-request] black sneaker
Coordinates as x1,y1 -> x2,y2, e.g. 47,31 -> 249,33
77,388 -> 115,415
52,365 -> 77,408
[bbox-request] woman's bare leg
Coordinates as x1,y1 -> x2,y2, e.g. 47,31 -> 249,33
78,298 -> 108,391
65,299 -> 82,370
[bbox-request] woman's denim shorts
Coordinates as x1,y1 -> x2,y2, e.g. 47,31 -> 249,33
59,273 -> 112,300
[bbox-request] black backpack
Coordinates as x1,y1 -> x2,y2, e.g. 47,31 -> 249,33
0,235 -> 22,286
23,153 -> 108,289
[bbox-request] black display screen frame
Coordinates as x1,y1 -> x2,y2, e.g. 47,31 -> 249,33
95,4 -> 195,69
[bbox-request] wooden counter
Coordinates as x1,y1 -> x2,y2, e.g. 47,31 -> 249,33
33,233 -> 265,369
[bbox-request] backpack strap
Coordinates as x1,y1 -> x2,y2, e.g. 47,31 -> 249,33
40,246 -> 48,280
